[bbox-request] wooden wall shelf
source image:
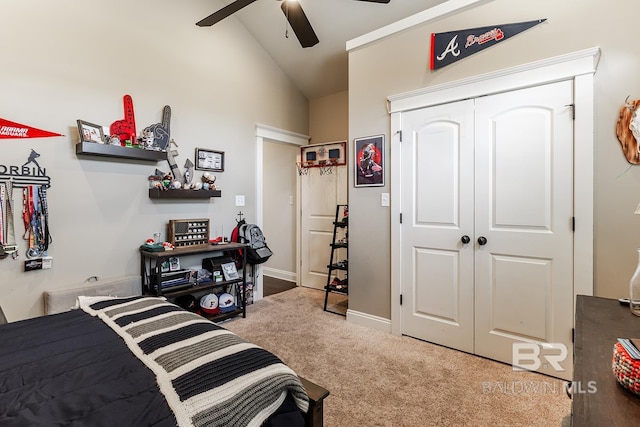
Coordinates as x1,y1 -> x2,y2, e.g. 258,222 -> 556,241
75,142 -> 166,162
148,188 -> 222,199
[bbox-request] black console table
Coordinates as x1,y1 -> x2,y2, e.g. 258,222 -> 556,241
572,295 -> 640,425
140,242 -> 247,322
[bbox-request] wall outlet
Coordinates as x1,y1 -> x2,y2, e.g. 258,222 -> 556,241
235,195 -> 245,206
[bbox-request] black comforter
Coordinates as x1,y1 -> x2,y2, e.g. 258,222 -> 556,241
0,298 -> 306,427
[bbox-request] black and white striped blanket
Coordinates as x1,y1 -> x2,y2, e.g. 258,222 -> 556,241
78,295 -> 309,427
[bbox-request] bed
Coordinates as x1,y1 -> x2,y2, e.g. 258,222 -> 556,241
0,295 -> 315,426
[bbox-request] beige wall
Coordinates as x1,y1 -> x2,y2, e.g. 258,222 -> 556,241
309,91 -> 349,144
0,0 -> 308,321
348,0 -> 640,319
262,141 -> 298,280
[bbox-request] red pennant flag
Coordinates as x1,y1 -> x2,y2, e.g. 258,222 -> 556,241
0,117 -> 64,139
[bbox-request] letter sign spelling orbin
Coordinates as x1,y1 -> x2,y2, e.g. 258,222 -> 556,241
0,118 -> 63,139
430,19 -> 546,70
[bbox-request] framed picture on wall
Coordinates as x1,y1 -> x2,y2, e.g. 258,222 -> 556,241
354,134 -> 384,187
195,148 -> 225,172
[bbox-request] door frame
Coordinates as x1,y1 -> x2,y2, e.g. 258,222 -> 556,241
388,47 -> 601,336
255,124 -> 310,300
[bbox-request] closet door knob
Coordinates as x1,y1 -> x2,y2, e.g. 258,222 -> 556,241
461,235 -> 471,244
477,236 -> 488,246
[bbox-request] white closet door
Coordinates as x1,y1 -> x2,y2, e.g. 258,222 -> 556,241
473,80 -> 574,379
399,80 -> 574,380
400,99 -> 475,353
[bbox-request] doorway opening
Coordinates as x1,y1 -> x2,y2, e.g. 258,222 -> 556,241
256,124 -> 309,301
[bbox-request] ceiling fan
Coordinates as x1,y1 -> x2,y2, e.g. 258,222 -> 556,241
196,0 -> 391,48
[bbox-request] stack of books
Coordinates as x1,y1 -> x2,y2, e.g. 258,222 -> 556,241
617,338 -> 640,359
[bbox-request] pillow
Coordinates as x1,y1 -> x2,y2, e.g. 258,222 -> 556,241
44,275 -> 141,315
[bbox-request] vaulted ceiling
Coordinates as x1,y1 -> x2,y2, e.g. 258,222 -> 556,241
197,0 -> 447,99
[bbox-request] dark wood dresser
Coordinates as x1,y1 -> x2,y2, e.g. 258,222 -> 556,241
573,295 -> 640,425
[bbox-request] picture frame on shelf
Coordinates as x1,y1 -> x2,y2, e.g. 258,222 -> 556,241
169,256 -> 180,272
77,120 -> 104,144
354,134 -> 384,187
195,148 -> 224,172
213,270 -> 224,282
221,261 -> 239,281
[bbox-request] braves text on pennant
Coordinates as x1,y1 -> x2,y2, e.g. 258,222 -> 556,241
430,19 -> 546,70
465,28 -> 504,48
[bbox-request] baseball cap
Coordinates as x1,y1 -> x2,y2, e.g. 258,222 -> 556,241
199,293 -> 220,315
217,293 -> 236,313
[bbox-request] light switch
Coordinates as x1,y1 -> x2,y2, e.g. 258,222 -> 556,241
381,193 -> 390,207
235,195 -> 245,206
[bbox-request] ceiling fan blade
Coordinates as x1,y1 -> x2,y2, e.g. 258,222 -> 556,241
355,0 -> 391,3
280,1 -> 319,48
196,0 -> 259,27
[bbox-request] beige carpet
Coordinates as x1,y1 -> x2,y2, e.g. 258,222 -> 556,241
222,287 -> 571,427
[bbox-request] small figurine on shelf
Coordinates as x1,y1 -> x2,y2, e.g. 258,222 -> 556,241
201,172 -> 216,190
161,172 -> 173,190
184,159 -> 194,187
141,128 -> 155,150
148,172 -> 162,190
148,169 -> 175,191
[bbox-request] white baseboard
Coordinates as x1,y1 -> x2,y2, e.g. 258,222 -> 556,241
346,309 -> 391,334
263,267 -> 296,283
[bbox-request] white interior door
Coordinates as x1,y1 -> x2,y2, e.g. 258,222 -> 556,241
400,99 -> 475,353
400,80 -> 574,380
300,159 -> 347,290
473,81 -> 574,379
